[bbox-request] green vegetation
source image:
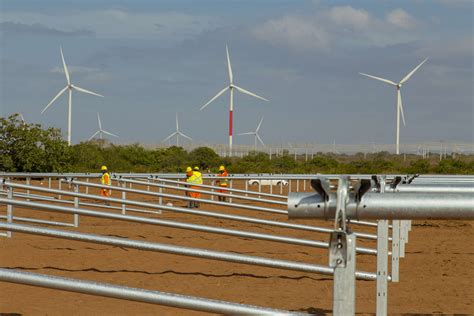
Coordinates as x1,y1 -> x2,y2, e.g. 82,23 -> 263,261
1,114 -> 473,174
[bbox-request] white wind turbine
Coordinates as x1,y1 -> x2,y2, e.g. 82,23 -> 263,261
237,116 -> 265,151
359,58 -> 428,155
41,47 -> 104,145
162,113 -> 192,147
88,113 -> 118,141
200,45 -> 269,155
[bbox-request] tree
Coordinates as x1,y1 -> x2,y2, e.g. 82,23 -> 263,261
0,114 -> 72,172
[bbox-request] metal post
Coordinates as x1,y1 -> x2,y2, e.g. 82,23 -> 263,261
280,180 -> 283,195
258,180 -> 262,199
391,220 -> 400,282
296,179 -> 300,193
6,187 -> 13,238
85,178 -> 89,195
147,179 -> 150,191
122,182 -> 127,215
58,179 -> 62,200
331,232 -> 356,315
376,220 -> 389,315
159,183 -> 163,205
229,180 -> 233,204
211,180 -> 215,201
245,180 -> 248,197
73,184 -> 80,227
48,177 -> 52,189
399,221 -> 406,258
303,179 -> 306,192
270,181 -> 273,195
26,177 -> 30,201
289,179 -> 292,193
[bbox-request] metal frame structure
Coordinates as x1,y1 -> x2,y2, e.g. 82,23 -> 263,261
1,173 -> 473,315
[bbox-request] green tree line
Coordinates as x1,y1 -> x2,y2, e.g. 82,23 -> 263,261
1,114 -> 473,174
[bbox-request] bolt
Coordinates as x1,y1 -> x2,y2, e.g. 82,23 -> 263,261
337,243 -> 343,249
336,259 -> 343,265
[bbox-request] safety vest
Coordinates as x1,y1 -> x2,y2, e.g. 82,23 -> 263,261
186,171 -> 202,185
101,172 -> 111,185
217,171 -> 229,186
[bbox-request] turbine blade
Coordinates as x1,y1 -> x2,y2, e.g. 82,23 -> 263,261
257,134 -> 266,147
41,86 -> 68,114
176,112 -> 179,131
399,57 -> 429,85
97,112 -> 102,129
226,45 -> 233,84
237,132 -> 255,136
256,116 -> 264,132
233,85 -> 269,102
359,73 -> 397,86
102,130 -> 119,138
398,90 -> 406,126
162,132 -> 178,143
60,46 -> 71,85
200,86 -> 229,110
72,84 -> 104,97
88,130 -> 100,141
179,131 -> 192,141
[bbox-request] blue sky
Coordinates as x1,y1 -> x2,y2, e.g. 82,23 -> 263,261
1,0 -> 472,146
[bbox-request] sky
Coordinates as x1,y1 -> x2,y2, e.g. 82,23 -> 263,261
1,0 -> 473,147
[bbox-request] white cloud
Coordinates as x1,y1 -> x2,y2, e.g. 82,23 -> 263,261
252,6 -> 421,52
253,16 -> 330,52
386,9 -> 418,29
328,6 -> 371,30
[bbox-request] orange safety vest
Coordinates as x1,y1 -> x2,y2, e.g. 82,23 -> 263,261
217,171 -> 229,187
101,172 -> 111,185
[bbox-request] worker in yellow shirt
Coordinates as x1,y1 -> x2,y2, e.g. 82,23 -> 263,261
100,165 -> 111,204
185,166 -> 202,208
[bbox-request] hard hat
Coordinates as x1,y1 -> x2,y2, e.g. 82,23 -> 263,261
186,167 -> 192,172
193,166 -> 199,171
219,165 -> 225,171
101,165 -> 108,171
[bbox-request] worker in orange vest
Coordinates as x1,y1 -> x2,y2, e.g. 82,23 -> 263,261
215,165 -> 229,202
100,166 -> 111,203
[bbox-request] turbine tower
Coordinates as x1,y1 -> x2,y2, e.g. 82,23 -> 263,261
237,116 -> 265,151
42,47 -> 104,145
359,58 -> 428,154
162,113 -> 192,147
200,45 -> 269,155
88,112 -> 118,141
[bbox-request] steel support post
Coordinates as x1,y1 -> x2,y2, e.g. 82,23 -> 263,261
229,180 -> 233,204
26,177 -> 30,201
296,179 -> 299,193
391,220 -> 400,282
58,180 -> 62,200
289,179 -> 292,194
280,180 -> 283,195
245,180 -> 248,196
122,182 -> 127,215
331,232 -> 356,315
376,220 -> 389,315
211,180 -> 215,201
85,178 -> 89,195
48,177 -> 52,189
73,185 -> 80,227
399,221 -> 406,258
6,187 -> 13,238
147,179 -> 150,192
270,181 -> 273,195
258,180 -> 262,199
159,184 -> 163,205
303,179 -> 306,191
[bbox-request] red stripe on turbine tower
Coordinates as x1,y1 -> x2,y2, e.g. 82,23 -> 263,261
229,110 -> 233,136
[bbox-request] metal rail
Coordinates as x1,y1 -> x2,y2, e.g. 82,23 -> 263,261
70,180 -> 287,215
0,268 -> 300,315
0,222 -> 378,280
0,198 -> 378,255
124,177 -> 287,205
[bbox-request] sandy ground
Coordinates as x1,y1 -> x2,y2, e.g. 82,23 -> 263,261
0,179 -> 473,315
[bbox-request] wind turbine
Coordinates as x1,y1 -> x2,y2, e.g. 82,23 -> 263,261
200,45 -> 269,155
161,113 -> 192,147
88,113 -> 118,141
237,116 -> 265,151
41,47 -> 104,145
359,57 -> 428,155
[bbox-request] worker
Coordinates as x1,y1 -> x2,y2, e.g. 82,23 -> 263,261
215,165 -> 229,202
185,166 -> 202,208
100,165 -> 111,204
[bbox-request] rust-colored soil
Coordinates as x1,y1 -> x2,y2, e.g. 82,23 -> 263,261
0,179 -> 473,315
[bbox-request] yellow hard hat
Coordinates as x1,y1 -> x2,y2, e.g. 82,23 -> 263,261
219,165 -> 225,171
193,166 -> 199,171
101,165 -> 107,171
186,167 -> 192,172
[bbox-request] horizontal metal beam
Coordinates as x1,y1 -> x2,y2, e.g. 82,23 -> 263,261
71,180 -> 288,215
121,177 -> 287,205
0,268 -> 300,315
0,222 -> 378,280
0,198 -> 378,255
390,184 -> 474,193
288,192 -> 474,220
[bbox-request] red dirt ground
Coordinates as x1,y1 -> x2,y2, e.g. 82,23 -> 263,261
0,179 -> 473,315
